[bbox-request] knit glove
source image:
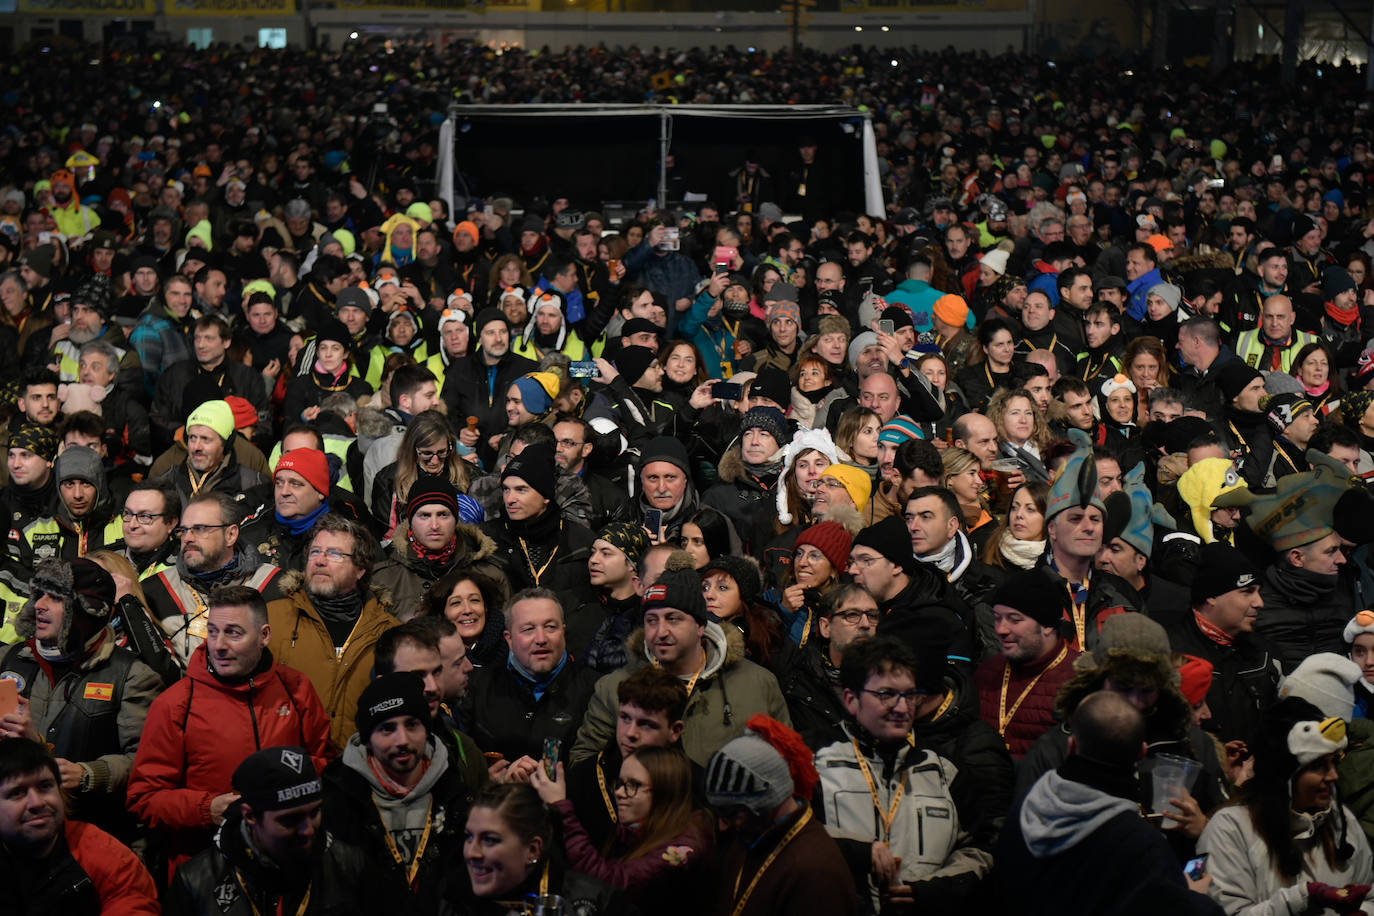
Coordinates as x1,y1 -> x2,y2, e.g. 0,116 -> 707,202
1307,882 -> 1371,914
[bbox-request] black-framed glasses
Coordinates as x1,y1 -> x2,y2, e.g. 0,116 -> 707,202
416,447 -> 450,463
308,547 -> 356,563
861,687 -> 927,708
174,524 -> 231,538
613,778 -> 650,798
122,510 -> 170,525
830,608 -> 882,626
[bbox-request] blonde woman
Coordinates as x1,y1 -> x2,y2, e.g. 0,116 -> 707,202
941,446 -> 996,552
986,387 -> 1052,483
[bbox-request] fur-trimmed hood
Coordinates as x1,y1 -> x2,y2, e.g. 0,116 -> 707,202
716,442 -> 782,488
1053,650 -> 1192,744
1170,249 -> 1236,274
388,518 -> 499,567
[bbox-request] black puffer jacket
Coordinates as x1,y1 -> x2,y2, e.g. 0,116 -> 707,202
461,654 -> 600,764
166,805 -> 380,916
777,639 -> 848,751
1253,562 -> 1355,674
701,444 -> 780,556
911,667 -> 1015,853
482,504 -> 595,605
1166,613 -> 1281,745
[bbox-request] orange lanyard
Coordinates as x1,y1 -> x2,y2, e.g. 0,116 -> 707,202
850,738 -> 903,841
594,750 -> 618,824
518,523 -> 562,585
374,795 -> 434,889
1065,579 -> 1089,649
997,645 -> 1069,737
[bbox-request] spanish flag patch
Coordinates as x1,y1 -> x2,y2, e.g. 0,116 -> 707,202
83,683 -> 114,701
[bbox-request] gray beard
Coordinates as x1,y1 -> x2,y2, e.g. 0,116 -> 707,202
68,326 -> 98,346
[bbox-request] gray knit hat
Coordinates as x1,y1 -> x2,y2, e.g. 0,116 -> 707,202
705,731 -> 794,814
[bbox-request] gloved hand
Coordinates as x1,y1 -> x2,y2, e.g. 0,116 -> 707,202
1307,882 -> 1371,914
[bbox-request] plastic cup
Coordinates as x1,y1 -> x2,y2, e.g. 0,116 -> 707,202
1147,753 -> 1202,828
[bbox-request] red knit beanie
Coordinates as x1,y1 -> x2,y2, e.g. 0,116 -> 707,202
794,521 -> 852,572
1178,654 -> 1214,707
276,448 -> 331,497
224,395 -> 258,431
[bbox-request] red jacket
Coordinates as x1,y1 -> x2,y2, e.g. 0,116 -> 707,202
65,820 -> 160,916
974,643 -> 1079,760
126,645 -> 333,874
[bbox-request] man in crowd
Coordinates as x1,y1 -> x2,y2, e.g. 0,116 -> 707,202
0,558 -> 163,837
462,587 -> 598,768
119,482 -> 180,577
143,492 -> 283,664
152,399 -> 268,511
564,666 -> 690,848
167,745 -> 377,915
267,514 -> 401,749
572,552 -> 790,767
127,585 -> 332,875
240,448 -> 333,572
973,570 -> 1079,759
0,738 -> 160,914
322,672 -> 470,911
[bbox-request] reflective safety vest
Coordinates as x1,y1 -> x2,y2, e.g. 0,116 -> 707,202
267,433 -> 356,493
149,564 -> 281,664
511,328 -> 602,363
53,337 -> 131,384
18,514 -> 124,562
1235,328 -> 1316,373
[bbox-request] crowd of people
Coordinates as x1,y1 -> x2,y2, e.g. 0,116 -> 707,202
7,35 -> 1374,916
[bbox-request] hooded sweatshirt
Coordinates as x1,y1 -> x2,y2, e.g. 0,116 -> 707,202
1018,769 -> 1139,858
341,733 -> 451,864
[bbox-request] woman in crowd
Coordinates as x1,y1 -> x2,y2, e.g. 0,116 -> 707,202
958,317 -> 1017,410
423,567 -> 509,669
702,555 -> 788,670
463,783 -> 628,915
942,446 -> 996,552
281,318 -> 375,424
658,340 -> 708,403
915,351 -> 968,439
1199,697 -> 1374,914
485,253 -> 532,307
981,480 -> 1049,571
371,410 -> 474,536
679,507 -> 739,571
531,746 -> 715,915
1123,336 -> 1172,425
1291,340 -> 1343,417
791,353 -> 840,429
832,406 -> 880,475
778,520 -> 853,648
987,387 -> 1051,483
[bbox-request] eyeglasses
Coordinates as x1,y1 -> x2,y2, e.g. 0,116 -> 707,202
830,608 -> 882,626
416,447 -> 450,463
308,547 -> 356,563
613,778 -> 650,797
861,688 -> 927,708
849,554 -> 884,569
175,524 -> 231,538
122,510 -> 168,524
817,477 -> 847,489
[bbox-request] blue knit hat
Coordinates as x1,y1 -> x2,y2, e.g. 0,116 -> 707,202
513,375 -> 554,415
878,414 -> 922,446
